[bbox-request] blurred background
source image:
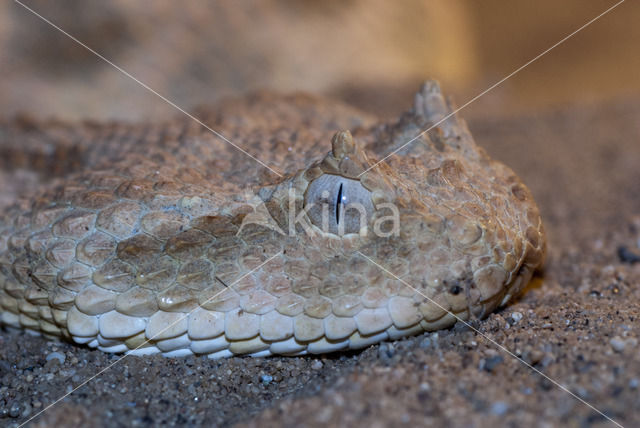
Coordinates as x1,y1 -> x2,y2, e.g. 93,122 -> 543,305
1,0 -> 638,121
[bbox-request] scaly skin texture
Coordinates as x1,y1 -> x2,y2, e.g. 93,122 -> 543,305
0,82 -> 545,358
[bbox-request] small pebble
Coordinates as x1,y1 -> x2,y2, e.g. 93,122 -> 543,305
46,352 -> 66,365
378,343 -> 395,360
58,369 -> 76,378
491,401 -> 509,416
311,360 -> 323,370
260,374 -> 273,385
419,337 -> 431,349
21,403 -> 31,418
610,336 -> 626,352
575,386 -> 589,399
629,378 -> 639,389
540,354 -> 555,368
617,246 -> 640,264
9,402 -> 21,418
482,355 -> 504,372
510,312 -> 523,323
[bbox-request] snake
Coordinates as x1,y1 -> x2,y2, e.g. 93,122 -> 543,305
0,81 -> 546,358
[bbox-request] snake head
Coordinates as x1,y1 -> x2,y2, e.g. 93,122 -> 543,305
242,82 -> 545,341
256,82 -> 547,327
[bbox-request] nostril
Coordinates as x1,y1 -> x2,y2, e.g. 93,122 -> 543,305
449,284 -> 462,295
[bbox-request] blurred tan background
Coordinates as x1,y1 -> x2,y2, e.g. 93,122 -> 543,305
1,0 -> 638,121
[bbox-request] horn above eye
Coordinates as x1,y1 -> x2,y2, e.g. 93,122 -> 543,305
304,174 -> 374,235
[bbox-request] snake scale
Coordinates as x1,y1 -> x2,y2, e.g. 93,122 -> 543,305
0,82 -> 545,358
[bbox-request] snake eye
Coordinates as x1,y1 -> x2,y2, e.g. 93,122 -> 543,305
304,174 -> 374,235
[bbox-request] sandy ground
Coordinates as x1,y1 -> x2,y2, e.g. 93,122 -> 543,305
2,96 -> 640,427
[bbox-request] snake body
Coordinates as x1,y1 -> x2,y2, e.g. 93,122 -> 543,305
0,82 -> 545,358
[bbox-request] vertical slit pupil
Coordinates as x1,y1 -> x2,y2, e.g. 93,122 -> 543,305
336,183 -> 343,225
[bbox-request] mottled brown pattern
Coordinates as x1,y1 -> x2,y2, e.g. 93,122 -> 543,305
0,82 -> 545,357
